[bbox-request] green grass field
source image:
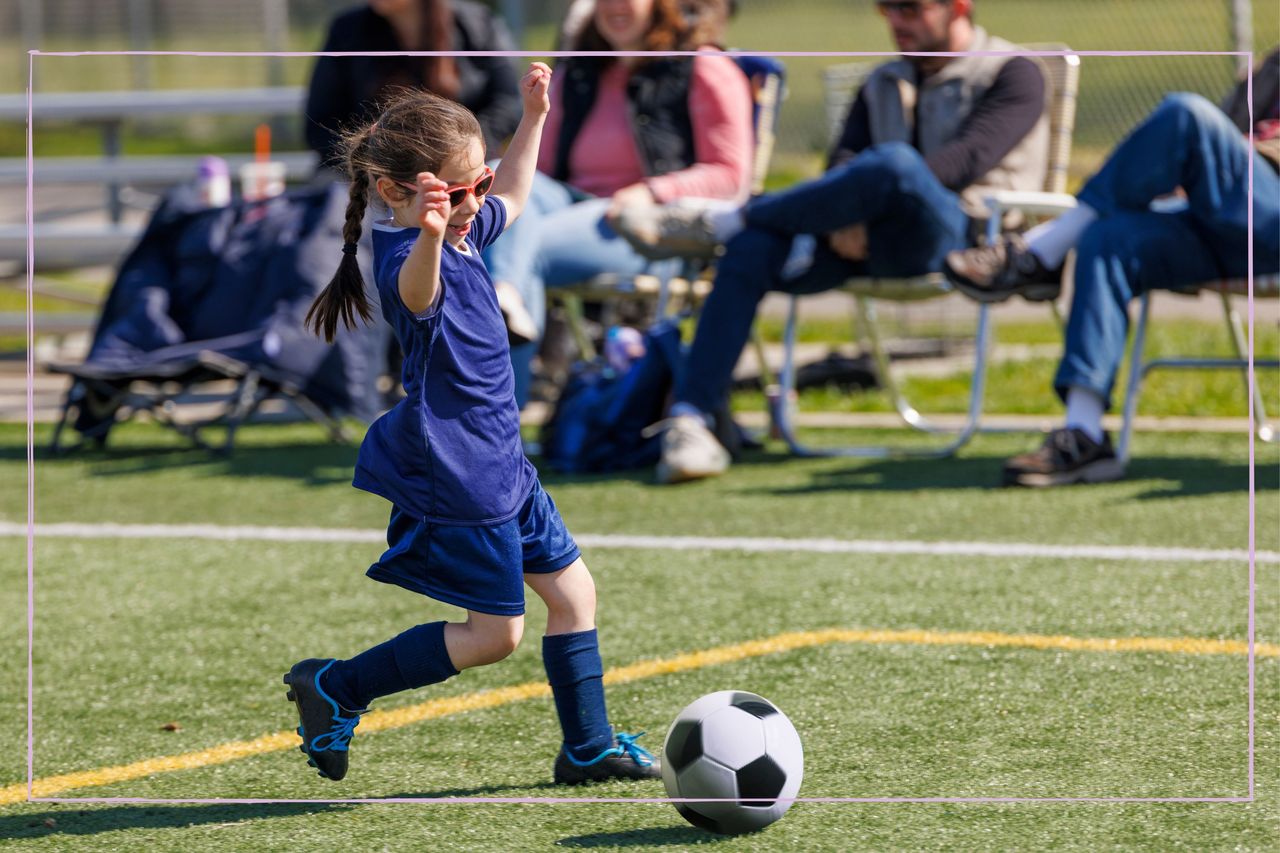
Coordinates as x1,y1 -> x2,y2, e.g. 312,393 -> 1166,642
0,420 -> 1277,850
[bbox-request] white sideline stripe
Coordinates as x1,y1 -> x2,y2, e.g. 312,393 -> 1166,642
2,522 -> 1275,564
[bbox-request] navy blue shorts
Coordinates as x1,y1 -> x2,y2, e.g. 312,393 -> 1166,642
365,480 -> 581,616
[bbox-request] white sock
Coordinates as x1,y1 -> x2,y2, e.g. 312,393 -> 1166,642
1024,202 -> 1098,269
1064,386 -> 1105,442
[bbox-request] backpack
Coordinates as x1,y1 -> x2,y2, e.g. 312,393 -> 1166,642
540,320 -> 684,473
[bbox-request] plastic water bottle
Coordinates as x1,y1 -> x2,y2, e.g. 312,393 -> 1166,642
604,326 -> 646,375
195,156 -> 231,207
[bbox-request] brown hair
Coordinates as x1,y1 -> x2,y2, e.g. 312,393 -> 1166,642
416,0 -> 460,100
305,89 -> 483,342
572,0 -> 694,56
369,0 -> 460,101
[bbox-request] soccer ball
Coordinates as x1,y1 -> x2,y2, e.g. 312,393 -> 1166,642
661,690 -> 804,835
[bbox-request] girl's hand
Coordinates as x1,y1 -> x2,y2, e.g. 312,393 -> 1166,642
520,62 -> 552,116
413,173 -> 452,239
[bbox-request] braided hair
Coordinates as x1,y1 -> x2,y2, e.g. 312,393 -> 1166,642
306,89 -> 483,342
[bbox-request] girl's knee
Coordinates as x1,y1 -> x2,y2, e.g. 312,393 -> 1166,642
530,559 -> 597,621
471,614 -> 524,663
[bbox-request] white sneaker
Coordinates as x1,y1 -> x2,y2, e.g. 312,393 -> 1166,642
495,281 -> 538,346
613,199 -> 726,261
651,415 -> 730,484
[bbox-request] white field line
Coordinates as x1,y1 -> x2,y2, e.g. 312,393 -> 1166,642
1,521 -> 1275,564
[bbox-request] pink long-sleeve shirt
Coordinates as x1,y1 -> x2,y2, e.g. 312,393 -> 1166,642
536,53 -> 754,203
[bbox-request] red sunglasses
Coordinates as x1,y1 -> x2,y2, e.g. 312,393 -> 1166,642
397,166 -> 495,207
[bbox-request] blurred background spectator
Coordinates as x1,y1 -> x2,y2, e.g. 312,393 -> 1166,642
304,0 -> 522,172
482,0 -> 754,407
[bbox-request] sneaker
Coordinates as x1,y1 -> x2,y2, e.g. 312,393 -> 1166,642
495,281 -> 538,347
612,200 -> 723,260
1003,427 -> 1125,487
284,658 -> 365,781
944,233 -> 1063,304
648,415 -> 730,484
554,732 -> 662,785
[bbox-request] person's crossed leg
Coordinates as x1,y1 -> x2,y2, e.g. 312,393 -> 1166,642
944,92 -> 1280,486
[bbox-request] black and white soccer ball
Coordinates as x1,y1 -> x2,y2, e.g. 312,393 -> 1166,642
661,690 -> 804,835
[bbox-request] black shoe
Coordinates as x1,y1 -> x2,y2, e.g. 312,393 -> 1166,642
284,659 -> 365,781
1003,427 -> 1125,487
945,233 -> 1063,304
553,732 -> 662,785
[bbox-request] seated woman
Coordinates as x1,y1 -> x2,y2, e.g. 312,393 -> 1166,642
305,0 -> 521,167
483,0 -> 755,407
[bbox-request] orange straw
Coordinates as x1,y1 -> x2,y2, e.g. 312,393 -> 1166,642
254,124 -> 271,163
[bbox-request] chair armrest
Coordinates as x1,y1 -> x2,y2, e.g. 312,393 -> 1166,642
982,190 -> 1078,219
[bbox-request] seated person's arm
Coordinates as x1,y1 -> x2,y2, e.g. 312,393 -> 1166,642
923,57 -> 1046,191
825,90 -> 873,259
638,54 -> 756,204
827,88 -> 872,171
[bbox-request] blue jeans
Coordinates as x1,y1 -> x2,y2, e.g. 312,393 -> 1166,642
483,171 -> 678,407
675,142 -> 971,415
1057,93 -> 1280,408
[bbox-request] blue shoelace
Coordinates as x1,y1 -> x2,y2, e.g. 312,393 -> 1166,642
612,731 -> 656,766
567,730 -> 656,767
310,712 -> 360,752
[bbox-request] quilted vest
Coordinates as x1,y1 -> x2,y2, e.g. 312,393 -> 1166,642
552,56 -> 697,183
860,27 -> 1050,217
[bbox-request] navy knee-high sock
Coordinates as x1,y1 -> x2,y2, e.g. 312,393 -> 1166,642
322,621 -> 458,711
542,629 -> 613,762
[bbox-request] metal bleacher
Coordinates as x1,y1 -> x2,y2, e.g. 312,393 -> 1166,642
0,86 -> 312,270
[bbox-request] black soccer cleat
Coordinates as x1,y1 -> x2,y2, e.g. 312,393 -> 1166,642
284,658 -> 364,781
553,731 -> 663,785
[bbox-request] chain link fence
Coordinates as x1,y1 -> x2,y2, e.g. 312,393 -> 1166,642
7,0 -> 1275,179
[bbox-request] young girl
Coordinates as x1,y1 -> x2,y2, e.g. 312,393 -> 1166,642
286,64 -> 660,786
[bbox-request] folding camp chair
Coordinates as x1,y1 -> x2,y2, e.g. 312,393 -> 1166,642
551,55 -> 788,360
47,183 -> 379,456
49,346 -> 353,456
1117,275 -> 1280,464
770,47 -> 1080,458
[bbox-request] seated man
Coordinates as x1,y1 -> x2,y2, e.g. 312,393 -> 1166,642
614,0 -> 1050,483
944,49 -> 1280,487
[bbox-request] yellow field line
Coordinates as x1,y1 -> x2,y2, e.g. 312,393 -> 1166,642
3,627 -> 1275,805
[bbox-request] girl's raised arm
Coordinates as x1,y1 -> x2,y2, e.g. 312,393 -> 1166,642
390,173 -> 452,314
490,62 -> 552,227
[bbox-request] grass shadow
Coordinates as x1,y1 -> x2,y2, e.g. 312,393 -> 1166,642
7,440 -> 361,487
0,802 -> 350,840
557,826 -> 732,847
748,454 -> 1277,499
384,781 -> 563,798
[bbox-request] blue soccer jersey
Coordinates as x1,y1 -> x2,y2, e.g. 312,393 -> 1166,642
355,196 -> 536,524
